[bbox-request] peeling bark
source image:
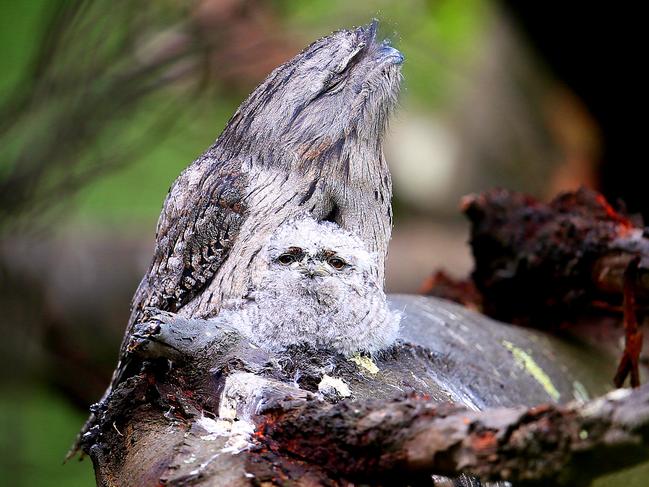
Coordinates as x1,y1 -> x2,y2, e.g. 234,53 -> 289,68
461,187 -> 649,325
257,386 -> 649,486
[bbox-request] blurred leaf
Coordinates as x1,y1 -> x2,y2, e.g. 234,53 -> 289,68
0,386 -> 94,486
0,0 -> 213,233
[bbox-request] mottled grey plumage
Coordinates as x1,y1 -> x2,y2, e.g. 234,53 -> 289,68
215,217 -> 400,355
76,21 -> 402,452
130,20 -> 402,331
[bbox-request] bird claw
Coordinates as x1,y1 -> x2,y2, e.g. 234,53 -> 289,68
130,310 -> 233,360
126,309 -> 185,358
126,320 -> 162,356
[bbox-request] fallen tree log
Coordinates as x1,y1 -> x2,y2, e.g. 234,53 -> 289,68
80,296 -> 649,486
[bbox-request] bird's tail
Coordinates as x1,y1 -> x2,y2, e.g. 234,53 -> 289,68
65,358 -> 126,461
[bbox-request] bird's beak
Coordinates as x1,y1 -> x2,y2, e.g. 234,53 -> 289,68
357,19 -> 404,66
299,262 -> 330,278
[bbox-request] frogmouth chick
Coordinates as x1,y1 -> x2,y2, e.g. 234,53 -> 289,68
214,217 -> 401,355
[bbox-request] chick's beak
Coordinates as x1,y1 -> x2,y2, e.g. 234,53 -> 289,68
299,262 -> 330,278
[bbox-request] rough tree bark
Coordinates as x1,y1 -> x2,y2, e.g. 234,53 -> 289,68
81,296 -> 649,486
258,384 -> 649,486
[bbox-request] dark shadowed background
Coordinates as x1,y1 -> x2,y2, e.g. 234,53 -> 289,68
0,0 -> 642,485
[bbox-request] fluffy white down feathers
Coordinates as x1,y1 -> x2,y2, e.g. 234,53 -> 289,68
215,217 -> 400,355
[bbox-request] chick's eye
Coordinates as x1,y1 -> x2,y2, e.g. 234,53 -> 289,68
278,254 -> 296,265
328,257 -> 347,270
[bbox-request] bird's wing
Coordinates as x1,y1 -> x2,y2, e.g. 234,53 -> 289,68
126,155 -> 248,344
69,156 -> 248,457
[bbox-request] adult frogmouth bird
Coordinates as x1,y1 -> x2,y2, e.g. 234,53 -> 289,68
75,20 -> 403,449
128,20 -> 402,347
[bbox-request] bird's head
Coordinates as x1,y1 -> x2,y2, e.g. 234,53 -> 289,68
219,20 -> 403,162
262,218 -> 378,300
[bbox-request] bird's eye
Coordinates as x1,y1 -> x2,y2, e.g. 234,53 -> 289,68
324,74 -> 346,94
278,254 -> 296,265
328,257 -> 347,270
334,42 -> 366,74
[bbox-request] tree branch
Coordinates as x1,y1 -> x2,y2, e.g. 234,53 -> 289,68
256,386 -> 649,486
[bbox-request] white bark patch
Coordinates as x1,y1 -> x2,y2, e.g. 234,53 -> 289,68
195,372 -> 308,455
195,415 -> 255,455
318,374 -> 352,397
193,372 -> 278,454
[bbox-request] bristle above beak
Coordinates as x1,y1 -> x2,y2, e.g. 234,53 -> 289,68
360,19 -> 379,44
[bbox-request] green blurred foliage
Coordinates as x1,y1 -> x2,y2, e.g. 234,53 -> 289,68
74,97 -> 240,227
0,386 -> 94,486
275,0 -> 486,106
0,0 -> 45,93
